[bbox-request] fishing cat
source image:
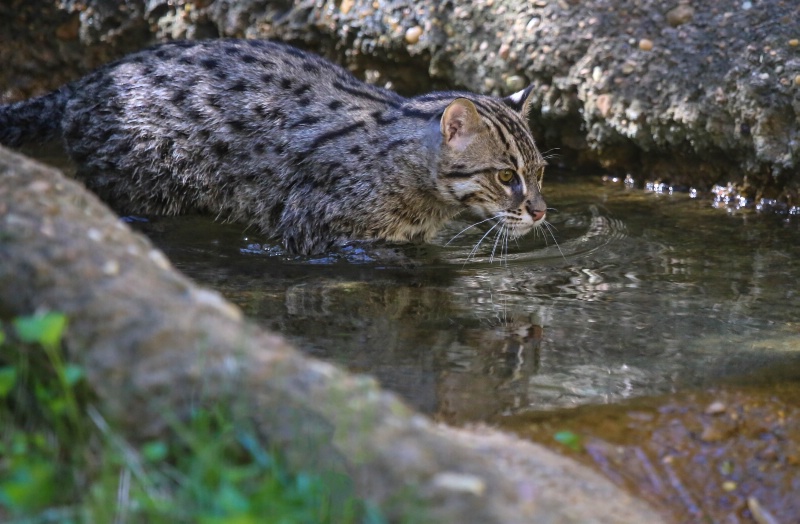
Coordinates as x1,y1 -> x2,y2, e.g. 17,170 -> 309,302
0,39 -> 547,255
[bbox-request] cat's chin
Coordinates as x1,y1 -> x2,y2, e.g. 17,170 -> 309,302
507,222 -> 536,239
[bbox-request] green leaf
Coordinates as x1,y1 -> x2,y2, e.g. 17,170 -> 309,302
0,461 -> 57,511
13,312 -> 67,348
554,430 -> 583,452
142,440 -> 169,462
62,364 -> 85,387
0,367 -> 16,398
217,483 -> 250,515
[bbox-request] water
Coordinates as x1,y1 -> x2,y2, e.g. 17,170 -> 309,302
138,171 -> 800,423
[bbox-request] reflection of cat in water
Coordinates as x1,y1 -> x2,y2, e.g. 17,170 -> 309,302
437,317 -> 543,424
275,279 -> 546,419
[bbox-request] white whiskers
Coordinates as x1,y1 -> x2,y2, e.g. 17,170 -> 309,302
463,217 -> 502,266
445,215 -> 501,246
450,211 -> 567,267
542,219 -> 566,262
489,222 -> 506,264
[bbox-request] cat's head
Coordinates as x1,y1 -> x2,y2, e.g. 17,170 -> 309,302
436,86 -> 546,239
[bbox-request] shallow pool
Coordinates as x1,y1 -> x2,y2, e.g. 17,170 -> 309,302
137,171 -> 800,425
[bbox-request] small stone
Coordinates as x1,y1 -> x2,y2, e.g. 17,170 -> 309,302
790,39 -> 799,47
596,94 -> 613,118
639,38 -> 654,51
27,180 -> 51,192
102,260 -> 120,276
339,0 -> 354,15
505,75 -> 526,92
705,401 -> 726,415
431,472 -> 486,495
404,26 -> 423,45
722,481 -> 737,492
148,249 -> 171,270
87,228 -> 103,242
666,4 -> 694,27
498,43 -> 511,60
795,75 -> 800,86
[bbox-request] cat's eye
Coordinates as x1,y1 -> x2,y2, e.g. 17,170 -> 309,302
497,169 -> 516,185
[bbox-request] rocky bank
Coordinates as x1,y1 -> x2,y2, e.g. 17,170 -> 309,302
2,0 -> 799,204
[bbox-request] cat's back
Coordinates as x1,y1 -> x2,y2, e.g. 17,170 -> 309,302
71,39 -> 402,115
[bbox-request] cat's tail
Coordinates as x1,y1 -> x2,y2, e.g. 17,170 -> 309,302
0,86 -> 72,147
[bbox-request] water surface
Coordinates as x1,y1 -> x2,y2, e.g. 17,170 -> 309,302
139,172 -> 800,423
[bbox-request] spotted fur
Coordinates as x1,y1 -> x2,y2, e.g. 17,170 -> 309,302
0,39 -> 547,255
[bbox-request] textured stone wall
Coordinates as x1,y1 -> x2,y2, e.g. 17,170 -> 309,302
2,0 -> 799,202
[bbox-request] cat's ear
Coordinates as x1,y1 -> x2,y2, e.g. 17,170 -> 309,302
441,98 -> 482,151
502,85 -> 535,119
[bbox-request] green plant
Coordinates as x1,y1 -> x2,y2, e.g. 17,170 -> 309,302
0,312 -> 386,523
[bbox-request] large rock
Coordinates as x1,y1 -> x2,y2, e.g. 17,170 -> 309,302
0,145 -> 664,522
2,0 -> 799,203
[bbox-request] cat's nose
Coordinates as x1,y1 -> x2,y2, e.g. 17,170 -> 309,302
526,200 -> 546,222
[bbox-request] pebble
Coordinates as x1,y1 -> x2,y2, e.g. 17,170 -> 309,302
431,472 -> 486,495
498,43 -> 511,60
505,74 -> 526,92
339,0 -> 354,15
639,38 -> 654,51
795,75 -> 800,86
404,25 -> 423,45
666,4 -> 694,27
596,93 -> 613,118
102,260 -> 120,276
789,39 -> 799,47
705,401 -> 727,415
